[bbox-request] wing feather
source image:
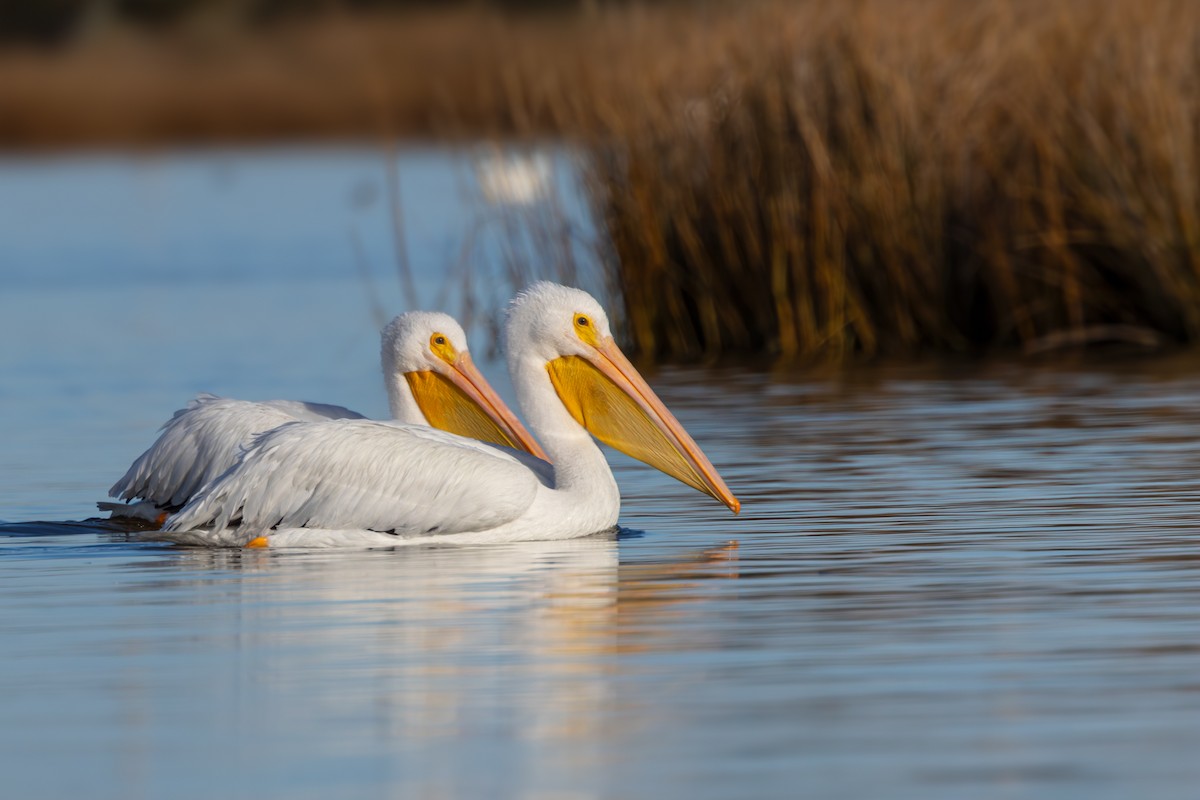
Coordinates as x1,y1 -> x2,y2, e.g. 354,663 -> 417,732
110,394 -> 364,508
165,419 -> 540,539
259,399 -> 366,423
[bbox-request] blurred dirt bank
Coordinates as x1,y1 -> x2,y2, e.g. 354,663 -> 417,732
0,2 -> 710,148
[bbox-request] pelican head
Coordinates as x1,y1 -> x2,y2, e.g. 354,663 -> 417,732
506,282 -> 739,513
382,311 -> 548,460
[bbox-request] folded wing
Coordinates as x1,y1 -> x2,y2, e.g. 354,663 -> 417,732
109,394 -> 363,509
165,419 -> 541,539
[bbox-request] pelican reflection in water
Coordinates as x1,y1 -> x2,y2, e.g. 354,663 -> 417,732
120,534 -> 739,754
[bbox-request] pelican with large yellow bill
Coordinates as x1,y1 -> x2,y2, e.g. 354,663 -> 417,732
162,282 -> 739,548
101,311 -> 546,525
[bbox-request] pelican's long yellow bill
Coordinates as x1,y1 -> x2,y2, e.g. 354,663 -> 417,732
547,338 -> 740,513
406,353 -> 549,461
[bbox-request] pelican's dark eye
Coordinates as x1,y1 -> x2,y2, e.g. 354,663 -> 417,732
429,332 -> 456,363
573,313 -> 599,344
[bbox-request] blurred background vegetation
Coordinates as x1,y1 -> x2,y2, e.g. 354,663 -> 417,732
0,1 -> 613,45
4,0 -> 1199,363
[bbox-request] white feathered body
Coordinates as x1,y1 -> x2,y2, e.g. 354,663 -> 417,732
162,418 -> 615,547
109,394 -> 364,511
104,312 -> 498,521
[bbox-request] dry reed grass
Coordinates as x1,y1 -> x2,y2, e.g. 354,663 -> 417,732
5,1 -> 1200,360
579,0 -> 1200,360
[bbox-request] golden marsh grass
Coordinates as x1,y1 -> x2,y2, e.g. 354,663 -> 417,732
578,1 -> 1200,360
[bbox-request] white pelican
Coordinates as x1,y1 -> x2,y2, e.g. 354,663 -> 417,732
162,282 -> 738,548
101,311 -> 546,525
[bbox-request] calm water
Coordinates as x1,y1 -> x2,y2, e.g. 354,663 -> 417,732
2,148 -> 1199,800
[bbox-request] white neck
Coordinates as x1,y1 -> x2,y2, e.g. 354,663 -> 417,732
510,352 -> 618,502
384,368 -> 426,425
